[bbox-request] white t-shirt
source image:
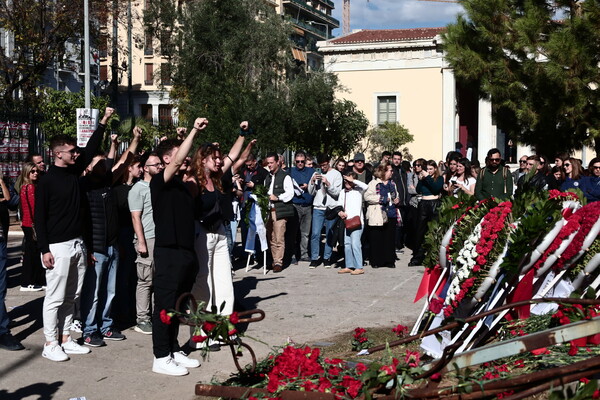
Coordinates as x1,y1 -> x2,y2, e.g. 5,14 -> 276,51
452,176 -> 476,196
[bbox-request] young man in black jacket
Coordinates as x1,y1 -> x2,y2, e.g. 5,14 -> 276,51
35,107 -> 114,362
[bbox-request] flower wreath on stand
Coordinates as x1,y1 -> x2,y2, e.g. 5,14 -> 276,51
443,201 -> 513,318
445,199 -> 494,269
555,202 -> 600,273
160,299 -> 241,356
243,184 -> 270,226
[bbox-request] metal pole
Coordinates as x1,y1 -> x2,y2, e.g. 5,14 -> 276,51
127,0 -> 133,117
84,0 -> 91,108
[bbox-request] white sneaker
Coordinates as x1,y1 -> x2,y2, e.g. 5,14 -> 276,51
152,356 -> 189,376
61,338 -> 91,355
42,342 -> 69,362
173,351 -> 200,368
70,319 -> 82,333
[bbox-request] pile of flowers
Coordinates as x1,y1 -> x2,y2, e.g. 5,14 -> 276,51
443,201 -> 512,317
160,299 -> 240,354
351,327 -> 372,351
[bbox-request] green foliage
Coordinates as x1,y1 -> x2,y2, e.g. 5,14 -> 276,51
38,88 -> 117,144
144,0 -> 368,155
361,122 -> 414,161
117,117 -> 159,152
422,193 -> 478,269
0,0 -> 108,107
443,0 -> 600,156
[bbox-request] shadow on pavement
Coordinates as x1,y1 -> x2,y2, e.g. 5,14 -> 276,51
0,381 -> 63,400
9,296 -> 44,342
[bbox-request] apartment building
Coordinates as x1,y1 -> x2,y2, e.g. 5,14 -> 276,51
272,0 -> 339,71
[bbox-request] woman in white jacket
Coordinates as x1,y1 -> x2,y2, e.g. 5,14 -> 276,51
336,172 -> 368,275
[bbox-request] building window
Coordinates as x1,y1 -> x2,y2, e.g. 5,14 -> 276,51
377,96 -> 397,125
159,104 -> 173,126
144,63 -> 153,86
144,31 -> 153,56
161,64 -> 172,86
140,104 -> 153,122
160,31 -> 172,57
99,65 -> 108,81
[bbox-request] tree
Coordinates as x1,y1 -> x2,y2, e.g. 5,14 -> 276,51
443,0 -> 600,156
38,88 -> 116,144
143,0 -> 368,155
0,0 -> 108,108
360,122 -> 414,161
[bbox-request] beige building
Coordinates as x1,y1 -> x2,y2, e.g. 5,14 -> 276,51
318,28 -> 598,165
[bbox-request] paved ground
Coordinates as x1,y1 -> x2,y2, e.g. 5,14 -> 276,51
0,229 -> 426,400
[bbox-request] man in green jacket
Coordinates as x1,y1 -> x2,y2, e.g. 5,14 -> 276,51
475,148 -> 513,200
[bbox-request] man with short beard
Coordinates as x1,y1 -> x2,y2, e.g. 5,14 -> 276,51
474,148 -> 513,200
128,152 -> 164,335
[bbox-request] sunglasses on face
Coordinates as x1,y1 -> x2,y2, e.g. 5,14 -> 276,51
519,160 -> 527,163
295,160 -> 305,164
564,163 -> 571,167
489,158 -> 501,162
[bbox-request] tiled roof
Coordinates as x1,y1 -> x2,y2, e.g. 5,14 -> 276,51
330,28 -> 446,44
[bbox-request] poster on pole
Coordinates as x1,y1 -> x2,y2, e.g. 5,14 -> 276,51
76,108 -> 99,148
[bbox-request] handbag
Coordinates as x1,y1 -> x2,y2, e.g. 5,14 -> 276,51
343,192 -> 362,231
344,215 -> 361,230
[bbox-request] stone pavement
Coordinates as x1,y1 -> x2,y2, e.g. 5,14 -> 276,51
0,230 -> 426,400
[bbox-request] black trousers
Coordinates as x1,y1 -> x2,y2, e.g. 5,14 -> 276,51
20,226 -> 45,287
152,246 -> 198,358
412,199 -> 440,262
369,220 -> 396,267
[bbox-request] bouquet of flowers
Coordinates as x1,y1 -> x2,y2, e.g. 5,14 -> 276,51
161,299 -> 240,355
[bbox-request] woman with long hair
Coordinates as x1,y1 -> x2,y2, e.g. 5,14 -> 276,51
449,158 -> 476,197
187,122 -> 248,351
336,171 -> 368,275
364,162 -> 399,268
333,158 -> 347,174
561,158 -> 584,191
408,159 -> 444,266
17,162 -> 45,291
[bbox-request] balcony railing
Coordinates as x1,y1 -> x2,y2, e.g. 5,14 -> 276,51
283,0 -> 340,28
291,19 -> 328,40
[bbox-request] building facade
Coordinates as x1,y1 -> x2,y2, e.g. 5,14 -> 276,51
272,0 -> 339,71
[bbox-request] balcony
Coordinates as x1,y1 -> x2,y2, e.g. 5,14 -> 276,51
283,0 -> 340,28
291,19 -> 328,40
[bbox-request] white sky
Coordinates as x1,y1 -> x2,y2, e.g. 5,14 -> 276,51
330,0 -> 465,35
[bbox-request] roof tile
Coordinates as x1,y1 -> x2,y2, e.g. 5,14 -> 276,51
330,28 -> 446,44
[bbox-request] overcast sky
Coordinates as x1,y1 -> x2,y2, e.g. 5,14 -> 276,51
330,0 -> 464,35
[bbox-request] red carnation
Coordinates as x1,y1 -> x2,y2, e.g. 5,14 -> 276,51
160,309 -> 172,325
229,312 -> 240,324
191,335 -> 208,343
203,321 -> 217,332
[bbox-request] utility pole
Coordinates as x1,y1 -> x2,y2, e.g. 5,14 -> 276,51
83,0 -> 91,108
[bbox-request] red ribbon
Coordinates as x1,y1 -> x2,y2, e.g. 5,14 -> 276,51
506,269 -> 535,320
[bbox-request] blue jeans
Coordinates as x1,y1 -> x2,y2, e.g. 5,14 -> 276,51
310,209 -> 336,261
344,227 -> 363,269
81,245 -> 119,335
0,237 -> 9,336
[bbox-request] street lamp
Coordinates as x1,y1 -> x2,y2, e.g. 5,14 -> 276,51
307,21 -> 329,40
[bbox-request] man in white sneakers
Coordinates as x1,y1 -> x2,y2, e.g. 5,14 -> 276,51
35,107 -> 114,361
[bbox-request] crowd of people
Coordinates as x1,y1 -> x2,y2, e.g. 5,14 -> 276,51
0,111 -> 599,378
